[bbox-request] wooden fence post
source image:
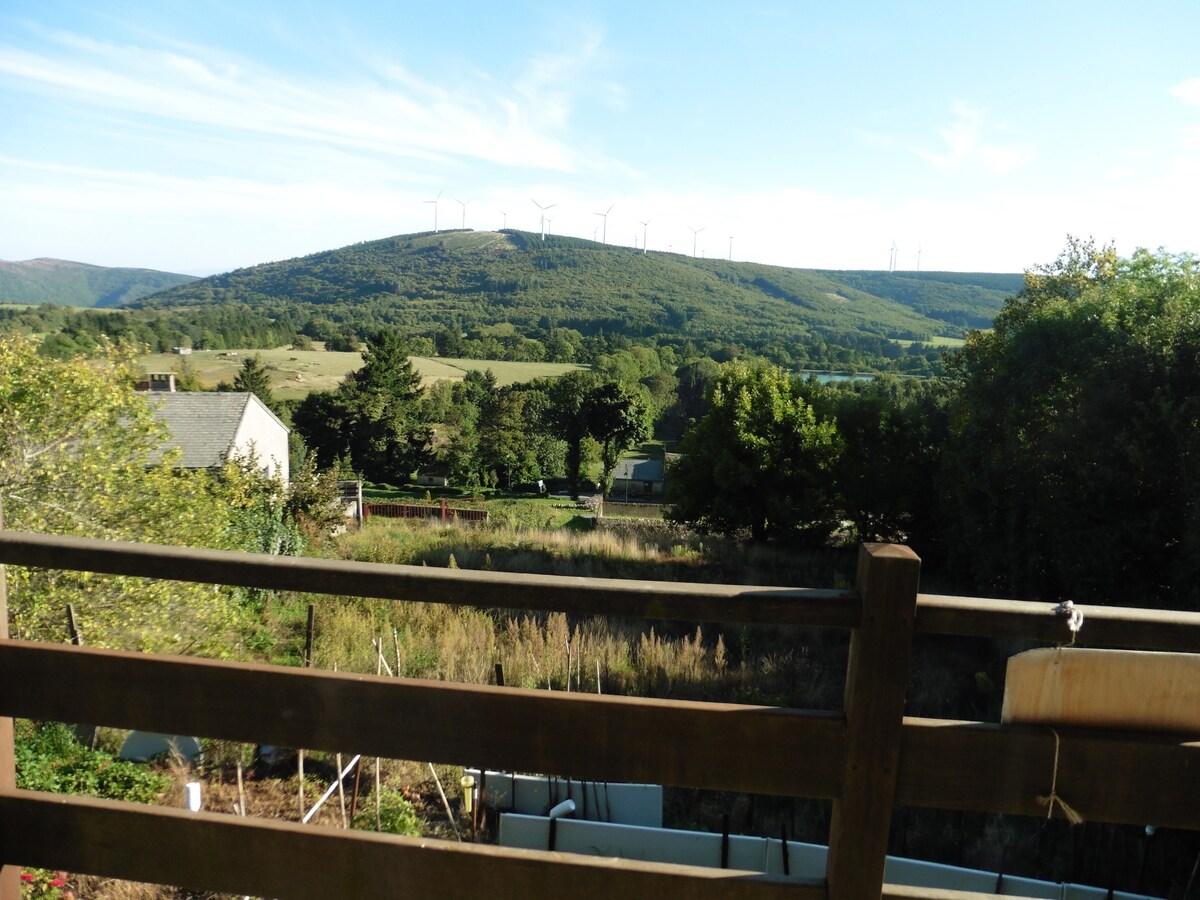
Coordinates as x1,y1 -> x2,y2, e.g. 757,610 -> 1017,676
0,502 -> 19,899
826,543 -> 921,900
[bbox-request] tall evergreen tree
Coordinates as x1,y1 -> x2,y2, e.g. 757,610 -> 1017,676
293,330 -> 431,482
233,354 -> 275,409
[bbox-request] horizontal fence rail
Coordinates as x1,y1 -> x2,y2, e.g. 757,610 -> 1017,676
0,531 -> 860,628
915,593 -> 1200,651
5,531 -> 1200,647
0,641 -> 846,800
2,642 -> 1197,829
0,791 -> 818,900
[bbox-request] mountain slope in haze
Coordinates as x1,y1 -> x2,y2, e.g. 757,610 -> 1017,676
138,230 -> 1015,347
0,258 -> 197,308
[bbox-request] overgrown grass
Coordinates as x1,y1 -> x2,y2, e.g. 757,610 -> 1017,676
277,519 -> 854,710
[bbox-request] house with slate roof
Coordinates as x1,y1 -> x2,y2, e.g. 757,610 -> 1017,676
144,381 -> 290,483
609,457 -> 665,499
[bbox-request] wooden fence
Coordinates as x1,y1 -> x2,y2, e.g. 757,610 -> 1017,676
364,499 -> 489,524
0,532 -> 1197,899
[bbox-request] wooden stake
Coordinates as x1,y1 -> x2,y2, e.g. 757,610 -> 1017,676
348,757 -> 363,824
236,758 -> 247,817
429,763 -> 461,841
374,757 -> 382,833
332,664 -> 348,829
66,604 -> 82,645
65,603 -> 97,749
298,605 -> 314,821
372,638 -> 394,677
303,604 -> 315,668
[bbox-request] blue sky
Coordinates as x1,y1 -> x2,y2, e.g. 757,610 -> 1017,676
3,1 -> 1199,274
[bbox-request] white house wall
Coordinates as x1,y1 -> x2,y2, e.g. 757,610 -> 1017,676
231,396 -> 290,483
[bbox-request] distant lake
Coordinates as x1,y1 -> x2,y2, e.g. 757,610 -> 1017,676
801,371 -> 876,383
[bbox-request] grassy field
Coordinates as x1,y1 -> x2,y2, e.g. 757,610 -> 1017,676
137,346 -> 587,399
407,356 -> 586,386
891,336 -> 968,348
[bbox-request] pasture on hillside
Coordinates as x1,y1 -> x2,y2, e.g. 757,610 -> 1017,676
890,335 -> 967,348
137,346 -> 587,399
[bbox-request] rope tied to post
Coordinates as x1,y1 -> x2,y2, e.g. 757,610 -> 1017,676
1037,727 -> 1085,825
1054,600 -> 1084,645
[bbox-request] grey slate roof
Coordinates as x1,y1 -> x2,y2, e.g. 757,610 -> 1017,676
146,392 -> 275,469
612,458 -> 664,482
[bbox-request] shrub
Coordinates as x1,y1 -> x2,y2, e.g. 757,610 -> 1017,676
353,787 -> 423,836
15,721 -> 170,805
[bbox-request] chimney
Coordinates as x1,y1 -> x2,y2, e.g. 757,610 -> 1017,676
145,372 -> 177,392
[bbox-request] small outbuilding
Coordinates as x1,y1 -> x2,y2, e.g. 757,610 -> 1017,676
609,458 -> 665,499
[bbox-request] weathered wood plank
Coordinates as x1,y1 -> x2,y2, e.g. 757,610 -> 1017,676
916,593 -> 1200,651
896,717 -> 1200,830
826,544 -> 922,900
1001,647 -> 1200,733
0,641 -> 847,800
0,790 -> 824,900
0,530 -> 860,628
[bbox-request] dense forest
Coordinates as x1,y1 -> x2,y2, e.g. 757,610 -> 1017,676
29,228 -> 1011,375
0,257 -> 196,307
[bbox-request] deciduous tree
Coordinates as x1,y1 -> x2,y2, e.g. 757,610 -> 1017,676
666,362 -> 841,542
0,337 -> 248,651
944,241 -> 1200,606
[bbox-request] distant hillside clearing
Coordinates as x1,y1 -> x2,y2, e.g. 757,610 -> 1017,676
137,347 -> 587,399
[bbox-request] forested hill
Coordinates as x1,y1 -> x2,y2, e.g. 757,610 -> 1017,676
138,230 -> 1017,347
0,258 -> 197,307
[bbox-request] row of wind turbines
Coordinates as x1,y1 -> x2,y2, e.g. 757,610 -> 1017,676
888,240 -> 923,273
420,192 -> 734,260
422,192 -> 922,272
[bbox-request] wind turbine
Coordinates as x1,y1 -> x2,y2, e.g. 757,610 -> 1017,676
531,198 -> 556,241
915,243 -> 922,273
889,240 -> 898,272
593,203 -> 614,245
499,210 -> 507,230
689,224 -> 707,259
455,198 -> 470,230
638,219 -> 651,255
728,235 -> 734,262
424,191 -> 442,233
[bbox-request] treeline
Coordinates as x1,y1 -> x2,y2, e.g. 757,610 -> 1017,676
0,303 -> 300,357
670,241 -> 1200,611
5,296 -> 948,376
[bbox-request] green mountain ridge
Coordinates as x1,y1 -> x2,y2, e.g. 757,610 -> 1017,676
0,258 -> 197,308
137,230 -> 1019,348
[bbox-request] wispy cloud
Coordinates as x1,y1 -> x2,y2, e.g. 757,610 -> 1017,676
0,26 -> 612,173
911,102 -> 1035,174
1170,77 -> 1200,106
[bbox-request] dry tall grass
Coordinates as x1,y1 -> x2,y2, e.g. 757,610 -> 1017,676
299,519 -> 854,710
